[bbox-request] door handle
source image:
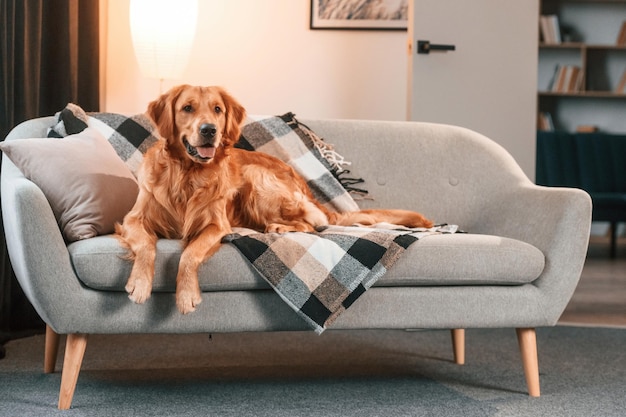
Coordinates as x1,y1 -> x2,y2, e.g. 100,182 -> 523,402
417,40 -> 456,54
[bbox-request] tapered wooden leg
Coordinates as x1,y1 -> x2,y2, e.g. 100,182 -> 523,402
450,329 -> 465,365
44,325 -> 60,374
516,328 -> 540,397
58,334 -> 88,410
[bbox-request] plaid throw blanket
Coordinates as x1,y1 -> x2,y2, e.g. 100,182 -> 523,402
47,106 -> 364,212
48,103 -> 159,176
224,224 -> 458,334
240,113 -> 361,213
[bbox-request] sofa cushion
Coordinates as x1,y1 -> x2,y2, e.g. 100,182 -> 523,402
0,129 -> 139,242
67,233 -> 545,291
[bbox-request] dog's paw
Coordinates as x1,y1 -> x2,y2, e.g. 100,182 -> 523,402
405,213 -> 434,229
176,288 -> 203,314
266,224 -> 286,233
126,278 -> 152,304
265,223 -> 312,233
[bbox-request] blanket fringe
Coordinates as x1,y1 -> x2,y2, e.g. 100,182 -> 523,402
288,114 -> 369,198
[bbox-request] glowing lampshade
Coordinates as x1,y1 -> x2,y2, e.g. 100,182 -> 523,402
130,0 -> 198,80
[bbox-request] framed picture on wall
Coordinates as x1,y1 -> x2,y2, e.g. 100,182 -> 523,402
310,0 -> 408,30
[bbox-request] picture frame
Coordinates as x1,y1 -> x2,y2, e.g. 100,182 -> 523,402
310,0 -> 408,31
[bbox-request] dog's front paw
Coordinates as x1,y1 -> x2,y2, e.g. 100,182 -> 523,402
176,288 -> 203,314
126,277 -> 152,304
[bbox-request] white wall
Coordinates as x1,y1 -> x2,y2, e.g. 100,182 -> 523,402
103,0 -> 409,120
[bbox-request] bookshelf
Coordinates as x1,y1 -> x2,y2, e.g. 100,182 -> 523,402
538,0 -> 626,132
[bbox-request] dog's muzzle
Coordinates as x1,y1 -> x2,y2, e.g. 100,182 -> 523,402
184,123 -> 219,161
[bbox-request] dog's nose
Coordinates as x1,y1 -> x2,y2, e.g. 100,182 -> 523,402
199,123 -> 217,138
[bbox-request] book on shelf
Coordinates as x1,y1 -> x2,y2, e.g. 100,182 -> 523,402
617,21 -> 626,46
540,14 -> 561,44
537,112 -> 554,131
576,125 -> 599,133
550,65 -> 582,93
616,69 -> 626,94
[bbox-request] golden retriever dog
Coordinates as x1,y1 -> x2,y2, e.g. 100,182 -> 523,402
115,84 -> 433,314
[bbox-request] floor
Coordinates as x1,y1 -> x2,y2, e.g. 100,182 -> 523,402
559,234 -> 626,327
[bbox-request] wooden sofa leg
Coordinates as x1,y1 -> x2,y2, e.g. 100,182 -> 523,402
58,334 -> 88,410
44,325 -> 60,374
451,329 -> 465,365
516,328 -> 540,397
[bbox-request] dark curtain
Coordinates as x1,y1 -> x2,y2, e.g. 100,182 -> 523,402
0,0 -> 100,352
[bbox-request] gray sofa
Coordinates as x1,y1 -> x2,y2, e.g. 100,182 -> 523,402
1,116 -> 592,409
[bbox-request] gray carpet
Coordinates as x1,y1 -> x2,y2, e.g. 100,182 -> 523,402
1,326 -> 625,416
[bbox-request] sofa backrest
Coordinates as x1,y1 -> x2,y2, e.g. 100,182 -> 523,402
303,119 -> 531,231
5,116 -> 533,235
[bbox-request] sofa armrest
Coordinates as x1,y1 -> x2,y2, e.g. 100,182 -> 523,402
476,182 -> 592,321
1,156 -> 89,331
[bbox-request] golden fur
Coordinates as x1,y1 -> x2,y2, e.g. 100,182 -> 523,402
115,84 -> 433,314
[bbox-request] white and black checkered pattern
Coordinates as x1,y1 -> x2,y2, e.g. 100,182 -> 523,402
47,103 -> 158,177
239,113 -> 362,213
224,224 -> 458,334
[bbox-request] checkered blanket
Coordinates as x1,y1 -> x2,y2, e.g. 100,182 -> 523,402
47,103 -> 158,177
47,107 -> 364,214
240,113 -> 362,212
224,224 -> 458,334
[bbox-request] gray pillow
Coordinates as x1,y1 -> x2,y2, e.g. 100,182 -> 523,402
0,128 -> 139,241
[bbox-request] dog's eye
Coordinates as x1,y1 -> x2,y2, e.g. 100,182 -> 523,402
183,105 -> 193,113
214,106 -> 222,114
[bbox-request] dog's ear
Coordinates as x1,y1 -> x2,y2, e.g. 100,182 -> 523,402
147,84 -> 188,139
218,88 -> 247,147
